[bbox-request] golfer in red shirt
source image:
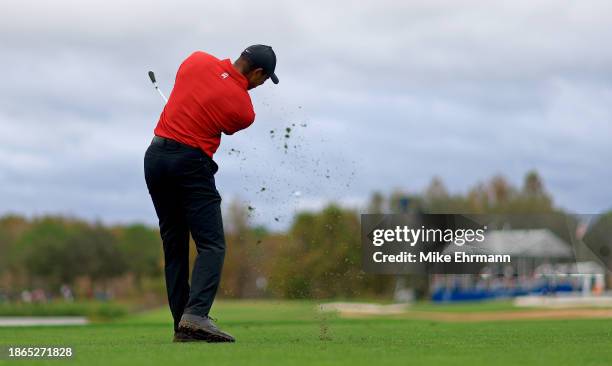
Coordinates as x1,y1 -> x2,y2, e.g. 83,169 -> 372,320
144,45 -> 278,343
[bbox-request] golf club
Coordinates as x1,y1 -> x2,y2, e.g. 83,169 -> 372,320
148,70 -> 168,103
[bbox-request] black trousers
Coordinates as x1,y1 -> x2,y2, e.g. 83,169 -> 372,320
144,136 -> 224,332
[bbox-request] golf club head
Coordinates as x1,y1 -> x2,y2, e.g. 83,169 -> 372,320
148,71 -> 156,84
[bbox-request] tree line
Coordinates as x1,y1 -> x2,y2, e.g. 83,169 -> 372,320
0,171 -> 610,302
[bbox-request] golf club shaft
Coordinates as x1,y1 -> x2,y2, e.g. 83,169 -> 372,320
154,85 -> 168,103
148,71 -> 168,103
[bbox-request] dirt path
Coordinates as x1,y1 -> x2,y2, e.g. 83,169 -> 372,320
0,316 -> 88,327
340,309 -> 612,322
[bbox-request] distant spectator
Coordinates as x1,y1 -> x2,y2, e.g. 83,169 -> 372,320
21,290 -> 32,303
60,284 -> 74,302
32,288 -> 47,303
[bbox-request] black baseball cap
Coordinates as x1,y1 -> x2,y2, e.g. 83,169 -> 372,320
241,44 -> 279,84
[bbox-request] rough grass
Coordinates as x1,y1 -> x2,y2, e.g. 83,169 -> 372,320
0,301 -> 129,320
1,300 -> 611,366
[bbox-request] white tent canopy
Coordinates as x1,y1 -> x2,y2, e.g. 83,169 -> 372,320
443,229 -> 573,258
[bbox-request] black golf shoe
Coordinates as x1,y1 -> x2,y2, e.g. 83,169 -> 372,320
177,314 -> 235,343
173,330 -> 201,343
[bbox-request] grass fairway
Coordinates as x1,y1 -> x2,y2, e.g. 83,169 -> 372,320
2,300 -> 612,366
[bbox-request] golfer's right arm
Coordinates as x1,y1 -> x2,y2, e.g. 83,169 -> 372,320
219,108 -> 255,136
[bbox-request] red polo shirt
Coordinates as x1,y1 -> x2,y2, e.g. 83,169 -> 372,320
154,51 -> 255,158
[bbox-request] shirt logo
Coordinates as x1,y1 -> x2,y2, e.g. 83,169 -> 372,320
220,72 -> 229,79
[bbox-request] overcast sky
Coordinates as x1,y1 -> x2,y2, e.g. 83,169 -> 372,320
1,0 -> 611,229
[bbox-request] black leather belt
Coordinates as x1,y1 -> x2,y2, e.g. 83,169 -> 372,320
151,135 -> 219,174
152,135 -> 201,152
